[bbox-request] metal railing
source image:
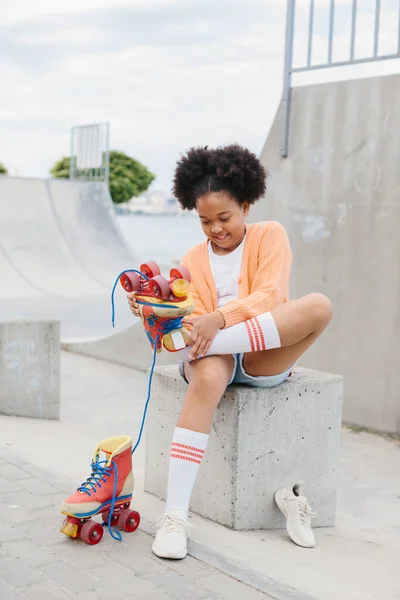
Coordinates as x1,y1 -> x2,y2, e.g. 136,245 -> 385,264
281,0 -> 400,156
70,122 -> 110,183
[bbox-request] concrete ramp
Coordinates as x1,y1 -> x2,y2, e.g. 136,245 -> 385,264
0,176 -> 136,342
251,73 -> 400,434
0,177 -> 105,296
61,324 -> 178,371
47,179 -> 133,287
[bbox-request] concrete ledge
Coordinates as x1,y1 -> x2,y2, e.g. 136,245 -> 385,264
145,365 -> 343,530
61,322 -> 179,372
0,320 -> 60,420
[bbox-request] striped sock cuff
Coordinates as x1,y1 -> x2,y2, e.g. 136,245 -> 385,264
170,427 -> 209,464
245,312 -> 281,351
170,442 -> 205,464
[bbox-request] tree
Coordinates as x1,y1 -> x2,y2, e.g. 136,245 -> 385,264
50,151 -> 155,204
0,162 -> 7,174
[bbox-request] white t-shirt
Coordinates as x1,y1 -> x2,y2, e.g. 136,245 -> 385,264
208,237 -> 245,308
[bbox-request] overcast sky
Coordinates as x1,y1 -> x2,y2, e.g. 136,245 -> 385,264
1,0 -> 399,191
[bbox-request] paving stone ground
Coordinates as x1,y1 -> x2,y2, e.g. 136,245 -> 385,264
0,449 -> 272,600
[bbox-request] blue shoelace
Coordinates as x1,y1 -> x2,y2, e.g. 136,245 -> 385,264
79,459 -> 120,540
81,270 -> 186,540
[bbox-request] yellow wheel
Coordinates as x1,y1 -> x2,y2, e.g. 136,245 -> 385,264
171,278 -> 189,298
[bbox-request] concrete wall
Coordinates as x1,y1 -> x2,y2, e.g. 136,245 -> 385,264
0,320 -> 60,419
250,73 -> 400,435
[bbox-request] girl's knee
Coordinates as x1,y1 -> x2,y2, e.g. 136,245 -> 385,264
187,355 -> 234,388
307,293 -> 333,328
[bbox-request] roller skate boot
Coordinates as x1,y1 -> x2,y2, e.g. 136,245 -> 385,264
119,261 -> 195,353
60,436 -> 140,545
140,304 -> 192,352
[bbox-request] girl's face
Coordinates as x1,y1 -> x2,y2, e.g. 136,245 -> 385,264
196,192 -> 250,254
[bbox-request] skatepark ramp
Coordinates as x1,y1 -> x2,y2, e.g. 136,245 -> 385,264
0,175 -> 187,371
0,176 -> 139,344
250,72 -> 400,434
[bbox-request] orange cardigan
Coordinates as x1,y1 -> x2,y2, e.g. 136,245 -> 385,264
181,221 -> 292,329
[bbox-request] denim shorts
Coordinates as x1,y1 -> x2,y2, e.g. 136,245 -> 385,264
178,353 -> 292,388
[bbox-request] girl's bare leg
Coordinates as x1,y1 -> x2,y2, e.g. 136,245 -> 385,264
178,354 -> 235,432
152,354 -> 234,560
243,293 -> 333,376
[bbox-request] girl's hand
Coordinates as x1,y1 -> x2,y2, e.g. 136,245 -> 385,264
182,311 -> 225,361
127,293 -> 140,318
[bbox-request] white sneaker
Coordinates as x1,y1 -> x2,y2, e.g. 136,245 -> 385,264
152,509 -> 191,559
275,481 -> 317,548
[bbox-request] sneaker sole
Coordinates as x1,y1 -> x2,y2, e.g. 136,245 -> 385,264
274,489 -> 315,548
151,541 -> 187,560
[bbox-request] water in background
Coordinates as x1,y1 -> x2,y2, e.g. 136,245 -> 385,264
116,213 -> 205,269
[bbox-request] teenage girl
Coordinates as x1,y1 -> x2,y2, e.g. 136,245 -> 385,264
128,144 -> 332,558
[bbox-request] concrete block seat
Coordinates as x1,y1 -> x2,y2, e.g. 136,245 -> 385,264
0,320 -> 60,420
145,365 -> 343,530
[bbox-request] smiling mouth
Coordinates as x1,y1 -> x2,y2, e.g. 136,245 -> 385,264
214,234 -> 229,242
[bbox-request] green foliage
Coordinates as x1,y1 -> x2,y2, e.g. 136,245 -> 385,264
50,151 -> 155,204
108,151 -> 155,204
50,156 -> 69,179
0,162 -> 7,174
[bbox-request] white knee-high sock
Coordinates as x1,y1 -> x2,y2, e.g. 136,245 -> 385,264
165,427 -> 209,518
179,311 -> 281,361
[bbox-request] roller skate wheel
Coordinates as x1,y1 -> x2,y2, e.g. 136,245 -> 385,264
101,511 -> 119,526
120,272 -> 140,293
171,278 -> 189,298
170,265 -> 191,283
80,520 -> 104,545
60,517 -> 79,538
149,275 -> 170,299
119,509 -> 140,532
140,261 -> 160,279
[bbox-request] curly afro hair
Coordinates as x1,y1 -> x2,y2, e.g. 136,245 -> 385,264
172,144 -> 268,210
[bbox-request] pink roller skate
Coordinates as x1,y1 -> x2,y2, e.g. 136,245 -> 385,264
120,261 -> 195,353
60,436 -> 140,545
